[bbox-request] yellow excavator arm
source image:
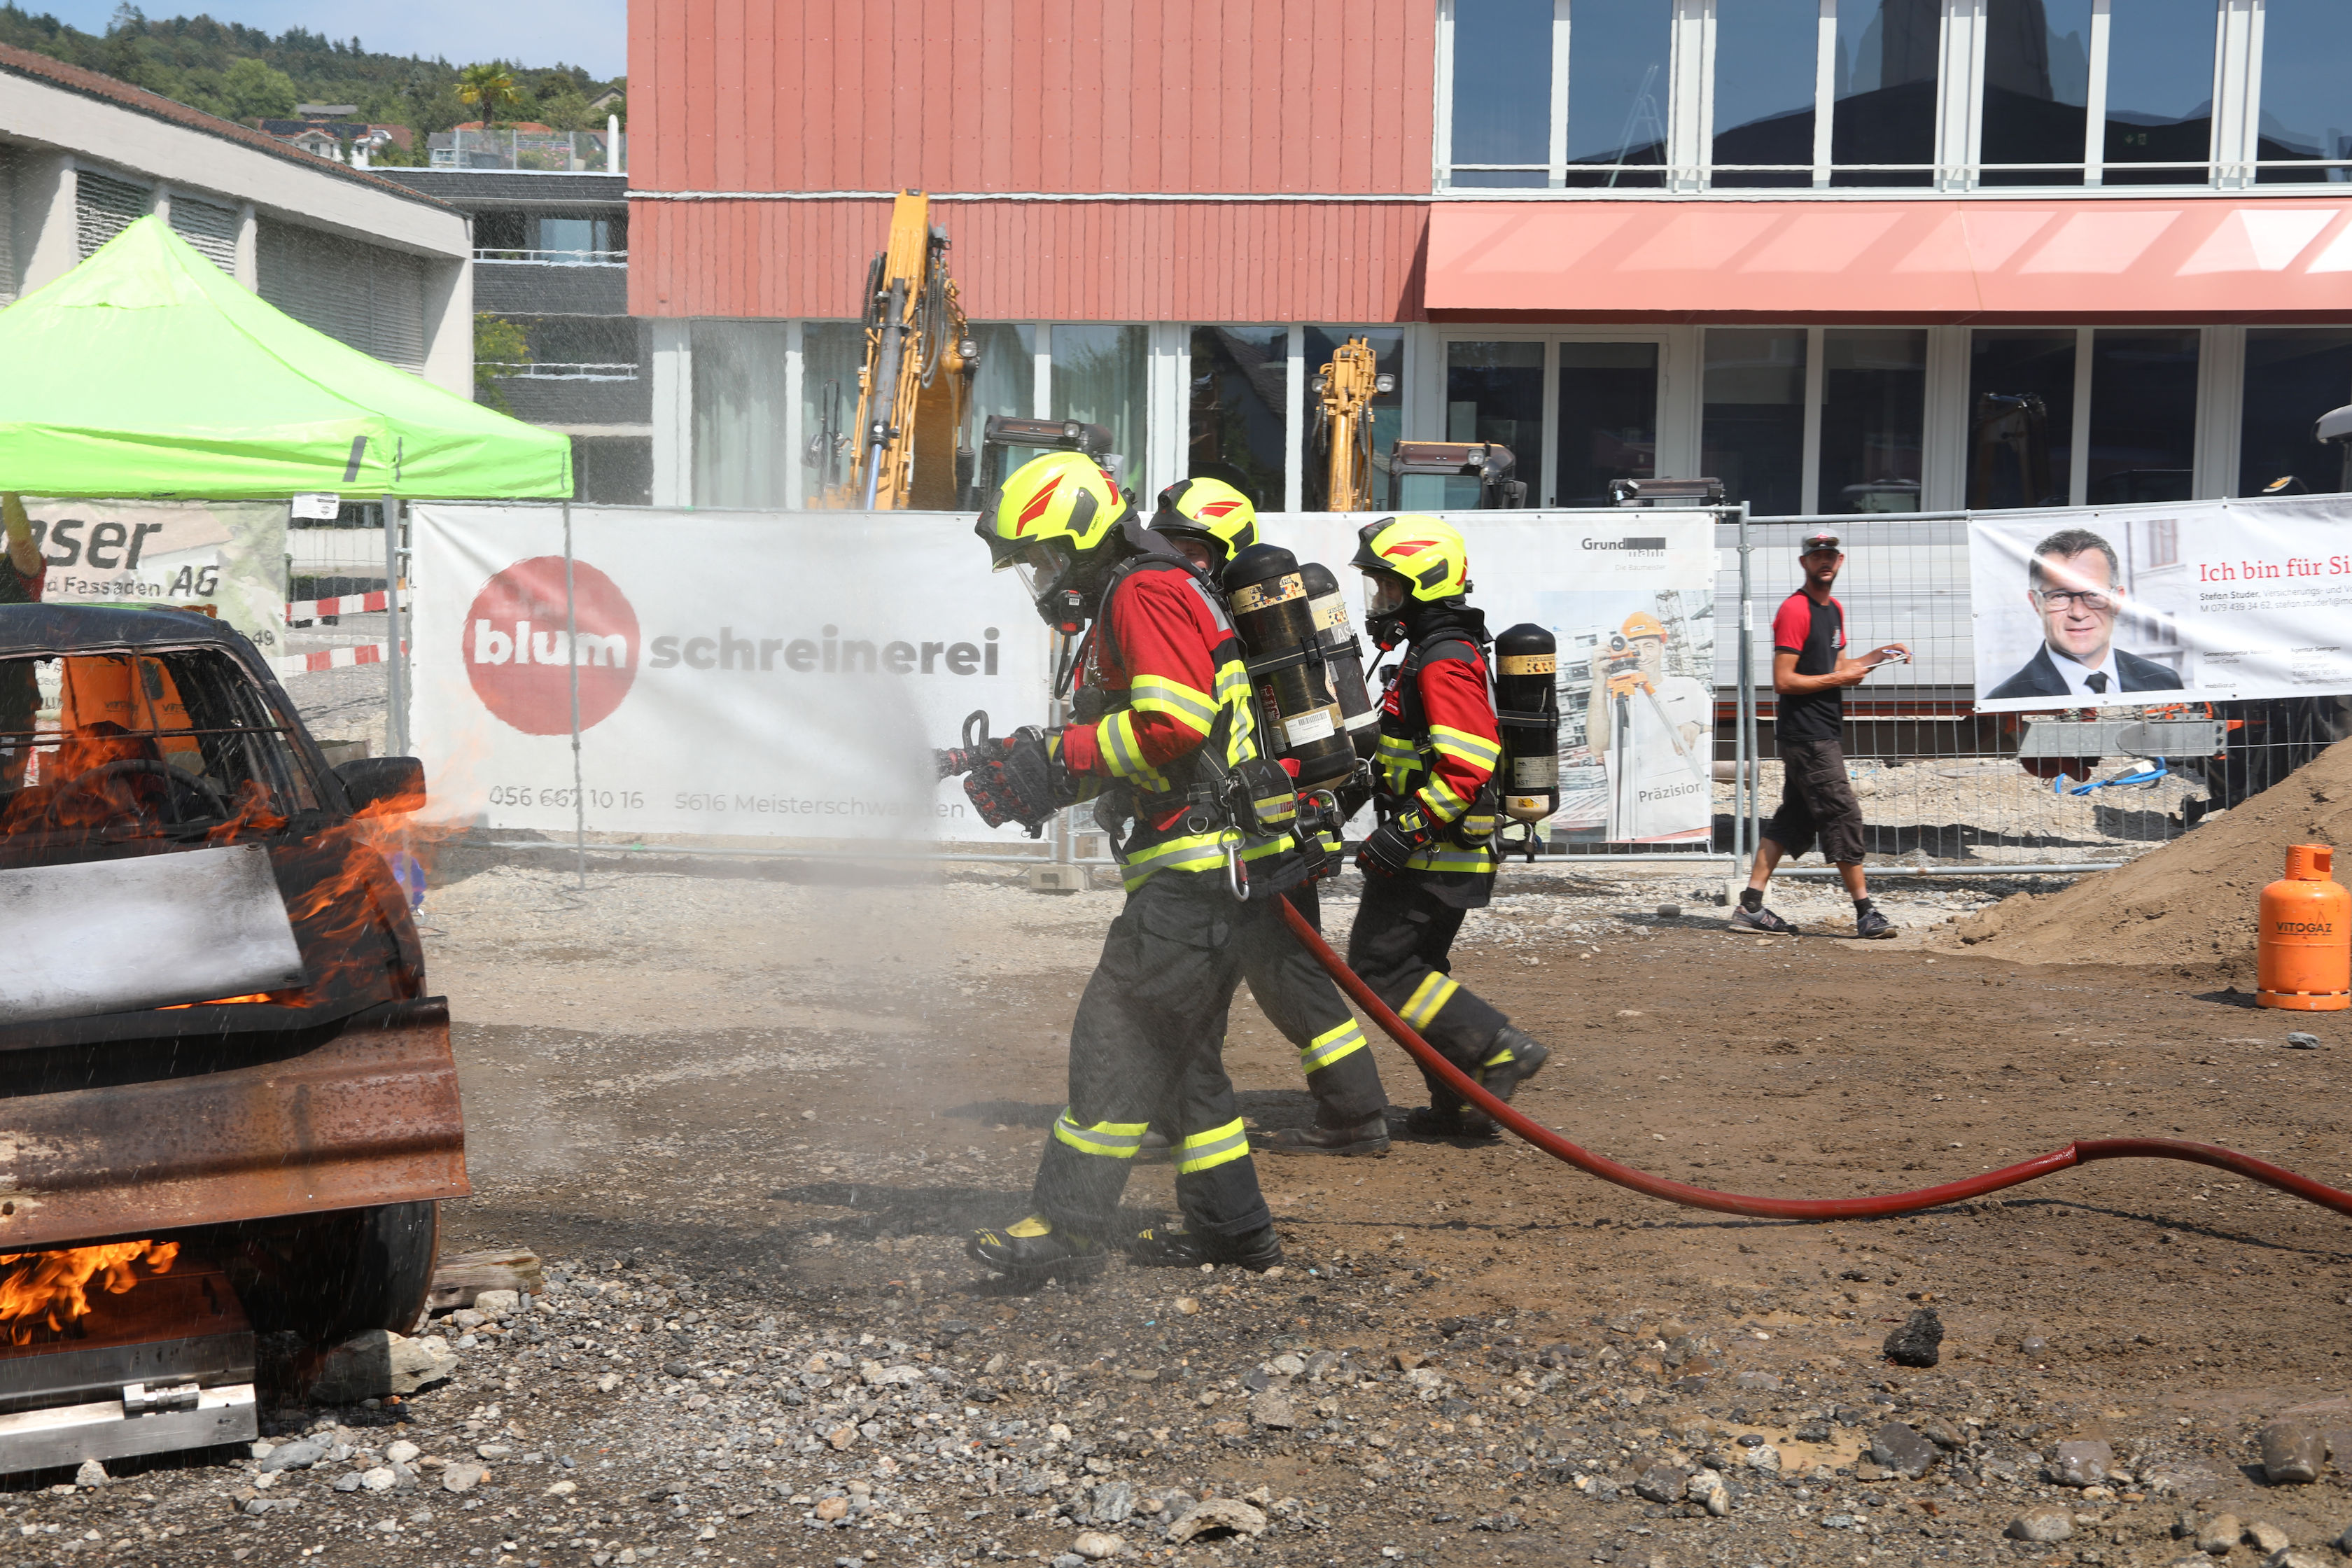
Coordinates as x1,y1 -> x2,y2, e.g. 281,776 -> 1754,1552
1312,335 -> 1385,512
820,191 -> 977,510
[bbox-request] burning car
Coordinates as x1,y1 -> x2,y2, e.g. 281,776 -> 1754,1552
0,606 -> 465,1474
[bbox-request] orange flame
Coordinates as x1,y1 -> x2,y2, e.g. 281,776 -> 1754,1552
0,1240 -> 180,1345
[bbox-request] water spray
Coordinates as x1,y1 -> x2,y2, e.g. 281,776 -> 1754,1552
1277,897 -> 2352,1222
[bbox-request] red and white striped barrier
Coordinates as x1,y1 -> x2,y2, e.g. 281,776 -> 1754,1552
285,590 -> 390,623
272,642 -> 406,677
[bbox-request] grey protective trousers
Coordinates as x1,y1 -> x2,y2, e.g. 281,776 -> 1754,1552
1032,869 -> 1357,1239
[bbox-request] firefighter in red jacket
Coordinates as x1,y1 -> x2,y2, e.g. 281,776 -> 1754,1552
1348,515 -> 1553,1138
960,453 -> 1337,1282
1149,477 -> 1390,1156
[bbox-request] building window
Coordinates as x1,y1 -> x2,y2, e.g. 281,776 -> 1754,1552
1702,329 -> 1807,518
1711,0 -> 1817,188
2240,330 -> 2352,495
1051,324 -> 1149,484
1979,0 -> 2093,186
1564,0 -> 1671,187
2102,0 -> 2216,185
1555,342 -> 1659,506
968,321 -> 1040,433
798,322 -> 863,502
1967,330 -> 2075,509
2085,330 -> 2198,504
1819,329 -> 1926,514
1301,327 -> 1404,512
1832,0 -> 1938,186
1188,327 -> 1287,512
257,220 -> 427,372
2255,0 -> 2352,182
1444,341 -> 1546,506
1448,0 -> 1554,188
692,319 -> 793,509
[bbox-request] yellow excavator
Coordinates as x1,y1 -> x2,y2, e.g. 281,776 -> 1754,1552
1311,334 -> 1525,510
810,190 -> 978,509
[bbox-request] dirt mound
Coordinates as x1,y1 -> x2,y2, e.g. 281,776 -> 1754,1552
1942,737 -> 2352,974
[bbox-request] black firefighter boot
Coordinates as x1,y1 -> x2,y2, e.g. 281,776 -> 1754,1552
1477,1025 -> 1551,1107
1127,1222 -> 1284,1271
1261,1114 -> 1391,1157
967,1215 -> 1107,1285
1404,1084 -> 1495,1140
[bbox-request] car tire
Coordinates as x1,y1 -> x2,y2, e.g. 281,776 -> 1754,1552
214,1199 -> 440,1346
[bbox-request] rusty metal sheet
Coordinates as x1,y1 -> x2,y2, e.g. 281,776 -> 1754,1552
0,999 -> 468,1252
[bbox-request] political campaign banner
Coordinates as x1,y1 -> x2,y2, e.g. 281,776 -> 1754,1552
410,505 -> 1054,841
1969,494 -> 2352,713
22,498 -> 288,653
1279,511 -> 1718,846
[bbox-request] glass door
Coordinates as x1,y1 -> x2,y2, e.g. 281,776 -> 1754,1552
1555,340 -> 1662,507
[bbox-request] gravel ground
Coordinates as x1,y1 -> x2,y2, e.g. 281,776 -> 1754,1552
15,855 -> 2352,1568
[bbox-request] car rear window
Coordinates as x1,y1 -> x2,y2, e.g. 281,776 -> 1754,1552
0,648 -> 323,859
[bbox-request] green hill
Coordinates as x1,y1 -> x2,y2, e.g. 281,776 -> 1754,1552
0,4 -> 622,153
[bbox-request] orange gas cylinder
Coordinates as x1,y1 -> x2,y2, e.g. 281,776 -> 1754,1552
2258,844 -> 2351,1011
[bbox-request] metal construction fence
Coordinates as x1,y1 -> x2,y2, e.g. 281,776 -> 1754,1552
304,502 -> 2348,882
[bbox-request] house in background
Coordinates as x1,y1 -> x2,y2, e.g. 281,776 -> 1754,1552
0,41 -> 471,395
375,161 -> 645,503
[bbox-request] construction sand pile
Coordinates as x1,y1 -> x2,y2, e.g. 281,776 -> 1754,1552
1942,737 -> 2352,974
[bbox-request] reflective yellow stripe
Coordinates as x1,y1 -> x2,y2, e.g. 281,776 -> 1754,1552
1482,1040 -> 1516,1068
1417,776 -> 1467,824
1400,972 -> 1460,1029
1053,1110 -> 1150,1158
1213,663 -> 1252,704
1129,674 -> 1217,736
1376,735 -> 1420,762
1116,832 -> 1231,890
1175,1118 -> 1252,1175
1299,1019 -> 1368,1074
1430,724 -> 1501,770
1406,845 -> 1497,874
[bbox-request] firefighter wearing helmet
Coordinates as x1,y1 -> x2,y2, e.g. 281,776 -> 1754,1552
1348,515 -> 1554,1138
960,451 -> 1333,1282
1143,477 -> 1393,1158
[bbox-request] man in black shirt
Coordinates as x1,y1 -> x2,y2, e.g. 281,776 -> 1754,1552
1735,531 -> 1906,939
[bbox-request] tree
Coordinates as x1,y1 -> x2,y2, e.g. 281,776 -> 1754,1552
220,55 -> 295,120
474,314 -> 531,412
455,61 -> 516,127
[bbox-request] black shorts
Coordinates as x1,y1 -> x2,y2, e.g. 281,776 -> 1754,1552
1763,736 -> 1866,865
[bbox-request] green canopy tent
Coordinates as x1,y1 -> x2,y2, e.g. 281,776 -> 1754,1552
0,215 -> 570,498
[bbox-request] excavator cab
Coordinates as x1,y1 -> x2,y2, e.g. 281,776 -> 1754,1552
972,415 -> 1125,508
1382,441 -> 1527,511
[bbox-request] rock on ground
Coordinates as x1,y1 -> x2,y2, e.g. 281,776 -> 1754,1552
2050,1438 -> 2113,1487
1883,1307 -> 1945,1368
2259,1421 -> 2325,1485
1166,1499 -> 1268,1543
2006,1505 -> 2074,1542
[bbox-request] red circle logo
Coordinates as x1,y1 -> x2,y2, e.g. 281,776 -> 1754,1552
462,556 -> 640,734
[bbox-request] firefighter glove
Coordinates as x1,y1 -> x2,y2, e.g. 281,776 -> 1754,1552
962,728 -> 1062,835
1357,806 -> 1433,877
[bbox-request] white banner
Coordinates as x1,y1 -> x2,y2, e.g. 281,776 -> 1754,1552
1279,512 -> 1717,846
24,498 -> 288,654
410,506 -> 1054,840
1969,494 -> 2352,713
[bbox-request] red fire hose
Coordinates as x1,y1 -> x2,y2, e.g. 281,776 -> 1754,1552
1278,897 -> 2352,1222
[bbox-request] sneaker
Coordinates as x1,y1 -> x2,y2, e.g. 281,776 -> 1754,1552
1730,902 -> 1797,934
966,1215 -> 1106,1284
1854,906 -> 1896,939
1477,1026 -> 1550,1105
1260,1115 -> 1391,1157
1404,1102 -> 1497,1140
1127,1223 -> 1284,1271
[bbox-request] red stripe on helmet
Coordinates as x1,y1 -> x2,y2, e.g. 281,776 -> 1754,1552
1380,540 -> 1445,559
1013,475 -> 1063,533
1197,500 -> 1240,517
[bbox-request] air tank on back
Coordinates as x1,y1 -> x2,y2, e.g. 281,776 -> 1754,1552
1299,561 -> 1378,760
1492,622 -> 1560,829
1223,543 -> 1360,792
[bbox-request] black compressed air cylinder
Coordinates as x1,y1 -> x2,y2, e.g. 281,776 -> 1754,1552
1224,543 -> 1358,792
1494,622 -> 1559,827
1301,561 -> 1378,760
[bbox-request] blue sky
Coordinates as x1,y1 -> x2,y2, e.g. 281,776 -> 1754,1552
30,0 -> 626,79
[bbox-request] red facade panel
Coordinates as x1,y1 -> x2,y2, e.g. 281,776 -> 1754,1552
630,0 -> 1436,197
629,198 -> 1430,323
